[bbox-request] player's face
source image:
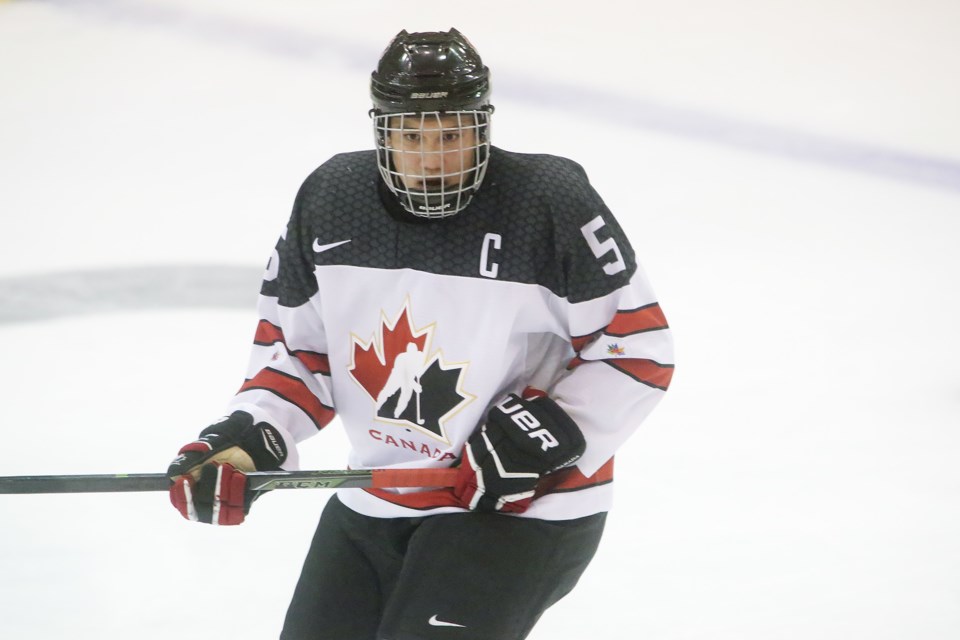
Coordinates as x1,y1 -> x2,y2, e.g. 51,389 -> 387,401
387,114 -> 479,192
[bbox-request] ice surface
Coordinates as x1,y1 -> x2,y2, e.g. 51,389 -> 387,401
1,1 -> 958,638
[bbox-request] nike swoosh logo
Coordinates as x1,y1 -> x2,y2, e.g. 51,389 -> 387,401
428,615 -> 466,628
312,238 -> 351,253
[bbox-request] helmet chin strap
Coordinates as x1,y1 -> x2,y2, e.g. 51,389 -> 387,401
397,182 -> 476,218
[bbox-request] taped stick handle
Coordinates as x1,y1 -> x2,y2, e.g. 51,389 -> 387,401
370,467 -> 458,489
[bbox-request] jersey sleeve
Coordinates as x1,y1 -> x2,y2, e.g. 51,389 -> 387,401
547,169 -> 675,477
223,181 -> 336,470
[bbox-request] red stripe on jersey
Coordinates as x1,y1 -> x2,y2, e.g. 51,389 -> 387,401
254,320 -> 285,345
606,303 -> 668,337
238,368 -> 335,430
570,303 -> 668,354
608,358 -> 674,391
571,332 -> 600,353
254,321 -> 330,376
292,351 -> 330,375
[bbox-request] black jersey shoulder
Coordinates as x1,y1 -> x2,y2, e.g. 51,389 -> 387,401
479,148 -> 638,303
267,148 -> 636,306
260,152 -> 379,307
296,150 -> 381,222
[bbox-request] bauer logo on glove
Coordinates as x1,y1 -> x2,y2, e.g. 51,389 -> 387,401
454,393 -> 586,513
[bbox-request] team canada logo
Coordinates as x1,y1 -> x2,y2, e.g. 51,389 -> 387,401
348,300 -> 475,443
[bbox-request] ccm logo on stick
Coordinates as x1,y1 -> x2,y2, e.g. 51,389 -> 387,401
495,396 -> 559,451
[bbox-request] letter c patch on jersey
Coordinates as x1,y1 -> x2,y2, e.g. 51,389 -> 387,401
479,232 -> 501,279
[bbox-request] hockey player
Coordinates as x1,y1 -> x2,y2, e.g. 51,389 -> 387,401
167,28 -> 674,639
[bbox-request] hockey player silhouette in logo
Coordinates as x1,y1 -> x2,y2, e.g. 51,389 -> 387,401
376,342 -> 426,423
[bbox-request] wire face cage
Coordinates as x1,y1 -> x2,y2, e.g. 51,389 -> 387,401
373,110 -> 491,218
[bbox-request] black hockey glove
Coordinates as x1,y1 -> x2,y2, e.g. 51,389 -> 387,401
167,411 -> 287,525
454,393 -> 585,513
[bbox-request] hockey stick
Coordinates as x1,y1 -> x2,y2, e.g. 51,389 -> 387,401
0,468 -> 459,495
415,379 -> 425,425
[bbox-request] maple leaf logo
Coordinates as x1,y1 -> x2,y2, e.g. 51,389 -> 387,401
348,300 -> 474,443
607,343 -> 626,356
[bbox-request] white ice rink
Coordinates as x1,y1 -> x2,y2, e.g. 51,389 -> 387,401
1,0 -> 959,638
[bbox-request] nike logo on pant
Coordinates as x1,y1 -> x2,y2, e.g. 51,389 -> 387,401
428,614 -> 466,628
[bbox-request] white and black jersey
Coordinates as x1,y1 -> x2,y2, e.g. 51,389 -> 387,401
224,146 -> 675,520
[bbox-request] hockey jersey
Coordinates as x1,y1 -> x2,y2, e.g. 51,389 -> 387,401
223,147 -> 674,520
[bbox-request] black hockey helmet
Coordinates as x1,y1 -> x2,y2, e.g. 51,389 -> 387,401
370,28 -> 491,114
371,29 -> 494,218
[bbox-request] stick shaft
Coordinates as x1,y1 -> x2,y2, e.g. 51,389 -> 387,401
0,468 -> 459,494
